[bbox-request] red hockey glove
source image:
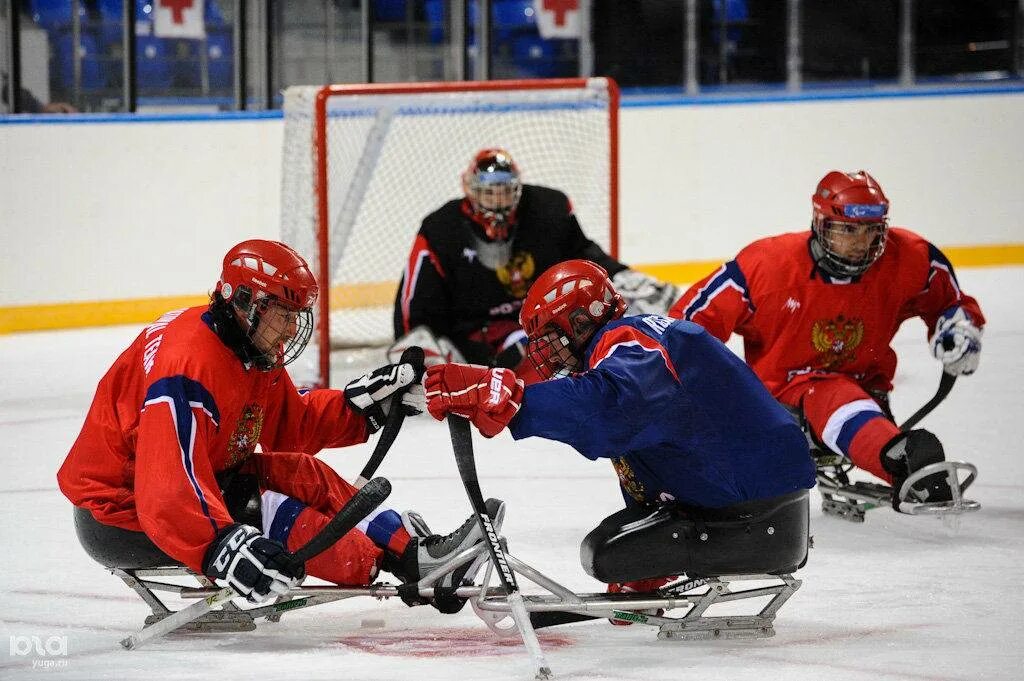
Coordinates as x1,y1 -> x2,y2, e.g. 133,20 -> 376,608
424,363 -> 524,438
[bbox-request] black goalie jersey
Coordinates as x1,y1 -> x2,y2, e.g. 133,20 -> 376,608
394,184 -> 626,365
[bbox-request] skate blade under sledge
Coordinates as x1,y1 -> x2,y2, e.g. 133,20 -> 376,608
817,460 -> 980,521
113,566 -> 364,633
895,461 -> 981,516
511,573 -> 801,641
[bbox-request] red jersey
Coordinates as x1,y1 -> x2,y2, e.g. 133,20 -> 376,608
669,229 -> 985,395
58,306 -> 369,572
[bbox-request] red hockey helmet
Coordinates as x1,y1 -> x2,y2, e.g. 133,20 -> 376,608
215,239 -> 319,370
461,147 -> 523,241
520,260 -> 626,379
811,170 -> 890,277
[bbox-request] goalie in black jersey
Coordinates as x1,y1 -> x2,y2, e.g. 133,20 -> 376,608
391,147 -> 677,380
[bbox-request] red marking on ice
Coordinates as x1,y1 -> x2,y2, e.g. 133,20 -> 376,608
336,628 -> 574,658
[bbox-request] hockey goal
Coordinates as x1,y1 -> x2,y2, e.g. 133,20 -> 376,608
280,77 -> 619,388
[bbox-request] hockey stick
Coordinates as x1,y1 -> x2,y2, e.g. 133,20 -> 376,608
121,476 -> 392,650
899,371 -> 957,431
354,346 -> 425,488
447,416 -> 552,681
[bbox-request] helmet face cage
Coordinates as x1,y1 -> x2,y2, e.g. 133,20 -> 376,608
526,328 -> 580,380
464,150 -> 523,241
812,212 -> 889,277
232,289 -> 314,370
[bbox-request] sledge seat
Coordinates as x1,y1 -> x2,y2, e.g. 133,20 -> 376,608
581,489 -> 810,583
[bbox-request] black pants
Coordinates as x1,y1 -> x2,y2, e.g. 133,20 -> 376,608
581,489 -> 810,583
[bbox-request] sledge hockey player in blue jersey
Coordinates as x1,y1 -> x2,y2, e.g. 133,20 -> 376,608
425,259 -> 816,600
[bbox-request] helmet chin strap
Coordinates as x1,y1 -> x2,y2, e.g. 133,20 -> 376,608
209,294 -> 277,370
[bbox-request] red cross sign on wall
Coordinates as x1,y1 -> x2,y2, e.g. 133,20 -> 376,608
543,0 -> 579,27
160,0 -> 195,24
154,0 -> 205,38
535,0 -> 581,38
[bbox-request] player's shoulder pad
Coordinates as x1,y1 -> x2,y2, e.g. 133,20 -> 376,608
737,231 -> 807,264
520,184 -> 572,214
420,198 -> 465,231
586,316 -> 680,380
883,226 -> 934,268
885,226 -> 929,251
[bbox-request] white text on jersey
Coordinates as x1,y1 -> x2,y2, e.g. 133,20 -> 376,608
642,315 -> 673,335
142,309 -> 185,374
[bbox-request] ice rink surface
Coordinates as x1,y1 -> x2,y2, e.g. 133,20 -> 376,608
1,267 -> 1022,681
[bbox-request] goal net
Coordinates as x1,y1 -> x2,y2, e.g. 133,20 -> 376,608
280,78 -> 619,388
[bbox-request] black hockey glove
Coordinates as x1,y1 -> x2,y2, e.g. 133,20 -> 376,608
202,524 -> 304,603
344,361 -> 425,433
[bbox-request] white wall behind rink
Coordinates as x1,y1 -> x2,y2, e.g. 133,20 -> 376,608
1,90 -> 1022,307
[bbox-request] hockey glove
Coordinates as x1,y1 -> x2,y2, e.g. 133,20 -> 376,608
612,269 -> 679,316
344,361 -> 425,433
424,363 -> 524,438
929,306 -> 982,376
202,524 -> 304,604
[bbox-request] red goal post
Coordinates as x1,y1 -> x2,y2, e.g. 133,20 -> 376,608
280,78 -> 620,388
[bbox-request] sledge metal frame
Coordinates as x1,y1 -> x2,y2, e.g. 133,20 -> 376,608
116,536 -> 802,644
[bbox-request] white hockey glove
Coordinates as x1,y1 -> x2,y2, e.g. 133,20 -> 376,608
202,524 -> 304,604
612,269 -> 680,316
344,361 -> 425,432
929,306 -> 982,376
388,326 -> 465,368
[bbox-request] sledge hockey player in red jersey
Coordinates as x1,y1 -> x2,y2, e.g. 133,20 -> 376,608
391,147 -> 677,376
58,239 -> 501,613
669,170 -> 984,512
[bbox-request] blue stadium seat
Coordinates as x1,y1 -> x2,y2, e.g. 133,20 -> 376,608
424,0 -> 445,44
29,0 -> 74,31
135,35 -> 173,89
205,31 -> 234,90
492,0 -> 535,40
511,35 -> 559,78
374,0 -> 406,23
53,30 -> 106,90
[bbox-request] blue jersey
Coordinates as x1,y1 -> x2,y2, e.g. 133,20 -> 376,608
509,315 -> 816,509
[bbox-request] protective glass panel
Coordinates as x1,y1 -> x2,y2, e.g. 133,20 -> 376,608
273,0 -> 365,94
369,0 -> 455,82
915,0 -> 1017,79
485,0 -> 580,80
800,0 -> 898,83
699,0 -> 786,86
